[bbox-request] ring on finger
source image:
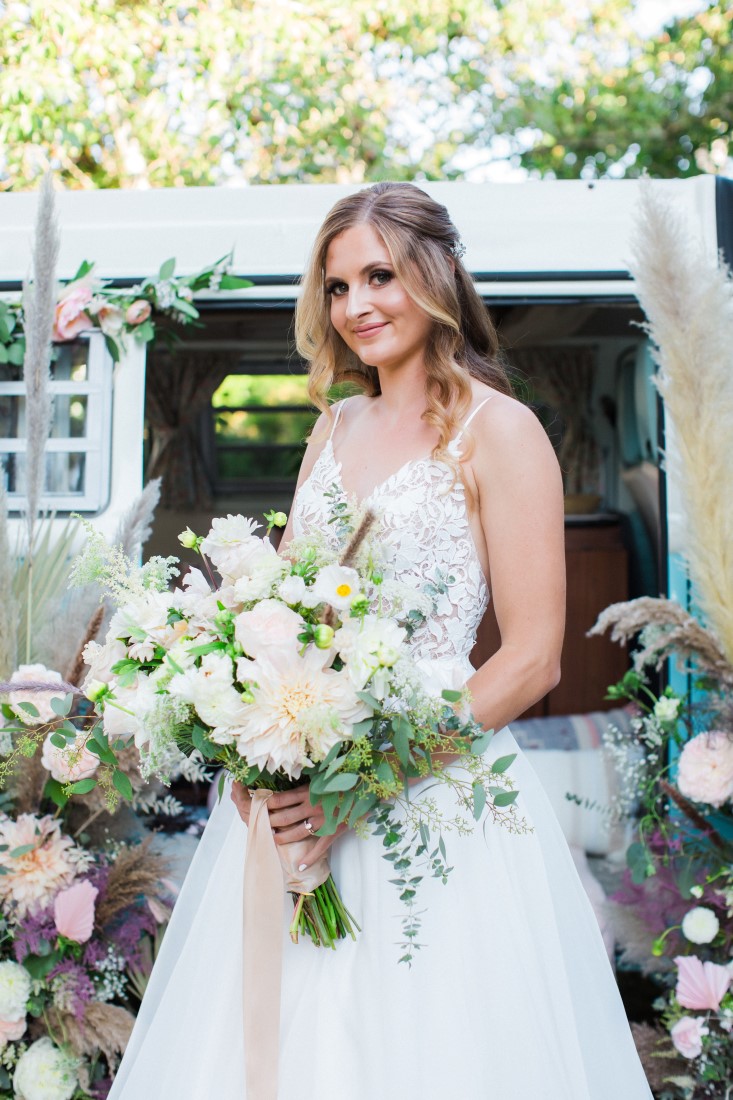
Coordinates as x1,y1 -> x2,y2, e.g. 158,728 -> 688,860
304,820 -> 314,834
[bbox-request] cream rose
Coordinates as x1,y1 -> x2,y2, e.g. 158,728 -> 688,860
7,665 -> 65,726
41,731 -> 100,785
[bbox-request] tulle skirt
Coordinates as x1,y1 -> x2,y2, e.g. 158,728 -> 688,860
108,720 -> 652,1100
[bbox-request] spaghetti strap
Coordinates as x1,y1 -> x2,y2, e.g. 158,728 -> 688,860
454,395 -> 494,442
328,401 -> 345,440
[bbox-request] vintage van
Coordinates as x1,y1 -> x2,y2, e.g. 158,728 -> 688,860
1,177 -> 731,899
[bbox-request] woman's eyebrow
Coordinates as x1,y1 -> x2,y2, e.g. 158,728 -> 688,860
325,260 -> 393,281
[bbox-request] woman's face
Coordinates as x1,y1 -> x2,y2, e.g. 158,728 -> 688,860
324,223 -> 434,372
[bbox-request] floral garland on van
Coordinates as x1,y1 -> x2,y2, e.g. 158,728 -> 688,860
0,254 -> 251,367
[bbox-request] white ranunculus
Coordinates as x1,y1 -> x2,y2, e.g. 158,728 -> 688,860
101,673 -> 159,749
654,695 -> 681,723
7,665 -> 65,726
40,731 -> 100,784
112,591 -> 185,653
310,565 -> 361,611
682,906 -> 720,945
234,600 -> 303,660
81,638 -> 127,691
168,652 -> 248,744
233,554 -> 289,603
337,616 -> 407,690
200,514 -> 265,580
13,1037 -> 77,1100
0,960 -> 31,1021
235,646 -> 373,778
278,574 -> 308,606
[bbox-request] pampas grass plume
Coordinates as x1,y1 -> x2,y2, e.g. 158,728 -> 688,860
629,182 -> 733,664
21,171 -> 60,544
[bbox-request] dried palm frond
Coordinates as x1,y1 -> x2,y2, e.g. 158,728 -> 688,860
590,596 -> 733,686
21,171 -> 60,548
630,1023 -> 688,1093
114,477 -> 161,560
65,605 -> 105,686
12,514 -> 80,665
0,473 -> 18,679
629,182 -> 733,665
95,835 -> 169,930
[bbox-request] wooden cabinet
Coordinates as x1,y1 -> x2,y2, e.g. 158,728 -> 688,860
470,518 -> 629,718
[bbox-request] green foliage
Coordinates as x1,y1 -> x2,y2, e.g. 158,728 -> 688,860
0,1 -> 728,190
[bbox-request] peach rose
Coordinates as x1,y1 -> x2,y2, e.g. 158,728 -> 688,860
670,1015 -> 708,1059
125,299 -> 152,325
677,731 -> 733,808
40,731 -> 100,785
53,285 -> 93,341
234,599 -> 303,660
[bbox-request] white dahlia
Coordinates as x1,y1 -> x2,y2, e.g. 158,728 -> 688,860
681,906 -> 720,945
13,1037 -> 78,1100
200,514 -> 264,581
235,646 -> 373,778
0,815 -> 82,918
0,960 -> 31,1021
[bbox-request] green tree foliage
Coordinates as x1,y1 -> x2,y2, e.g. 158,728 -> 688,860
0,0 -> 729,190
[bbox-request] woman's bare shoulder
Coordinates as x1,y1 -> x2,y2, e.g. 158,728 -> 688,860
468,387 -> 561,489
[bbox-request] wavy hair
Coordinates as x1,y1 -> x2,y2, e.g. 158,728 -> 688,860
295,182 -> 511,461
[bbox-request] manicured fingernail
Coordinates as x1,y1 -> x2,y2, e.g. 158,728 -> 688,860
298,863 -> 307,871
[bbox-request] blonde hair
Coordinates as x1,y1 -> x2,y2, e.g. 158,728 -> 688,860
295,182 -> 511,459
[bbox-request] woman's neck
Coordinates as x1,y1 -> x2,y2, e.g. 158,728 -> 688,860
372,357 -> 428,419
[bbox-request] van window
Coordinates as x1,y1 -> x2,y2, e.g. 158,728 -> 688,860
0,333 -> 112,513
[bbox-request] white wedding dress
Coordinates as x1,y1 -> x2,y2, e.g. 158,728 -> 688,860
110,403 -> 652,1100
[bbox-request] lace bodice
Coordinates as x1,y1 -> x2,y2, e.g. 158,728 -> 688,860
292,403 -> 490,668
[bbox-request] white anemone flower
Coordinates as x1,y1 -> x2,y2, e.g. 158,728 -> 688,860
235,646 -> 373,778
311,565 -> 361,610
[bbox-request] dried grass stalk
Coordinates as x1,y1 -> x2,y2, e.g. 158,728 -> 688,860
95,835 -> 169,930
65,605 -> 105,686
629,182 -> 733,665
630,1022 -> 687,1093
0,473 -> 18,679
114,477 -> 161,560
41,1003 -> 135,1068
21,171 -> 60,545
590,596 -> 733,686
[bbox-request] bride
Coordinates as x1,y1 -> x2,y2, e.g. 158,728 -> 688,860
109,182 -> 652,1099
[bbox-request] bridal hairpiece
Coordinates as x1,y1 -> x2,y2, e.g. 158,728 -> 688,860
451,238 -> 467,262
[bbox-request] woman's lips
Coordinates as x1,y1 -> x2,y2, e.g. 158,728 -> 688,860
351,322 -> 387,338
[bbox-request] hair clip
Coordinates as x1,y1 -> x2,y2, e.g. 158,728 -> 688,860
451,239 -> 466,262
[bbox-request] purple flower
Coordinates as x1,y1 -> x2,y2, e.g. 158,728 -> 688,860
13,905 -> 57,961
48,959 -> 96,1021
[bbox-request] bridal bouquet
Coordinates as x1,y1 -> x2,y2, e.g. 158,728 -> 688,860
66,501 -> 523,959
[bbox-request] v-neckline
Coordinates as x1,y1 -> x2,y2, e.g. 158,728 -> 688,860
326,438 -> 452,509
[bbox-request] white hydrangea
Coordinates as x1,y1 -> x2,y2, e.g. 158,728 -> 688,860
0,960 -> 31,1021
681,906 -> 720,945
13,1037 -> 77,1100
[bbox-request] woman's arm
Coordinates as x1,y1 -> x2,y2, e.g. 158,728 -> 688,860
465,394 -> 566,730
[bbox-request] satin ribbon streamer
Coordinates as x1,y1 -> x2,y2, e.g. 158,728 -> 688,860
242,790 -> 284,1100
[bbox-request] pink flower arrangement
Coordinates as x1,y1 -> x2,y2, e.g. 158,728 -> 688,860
675,954 -> 732,1011
676,730 -> 733,807
53,283 -> 93,341
670,1015 -> 709,1059
53,880 -> 98,943
125,299 -> 152,325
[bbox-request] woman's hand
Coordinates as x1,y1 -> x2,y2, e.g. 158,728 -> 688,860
231,782 -> 348,869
